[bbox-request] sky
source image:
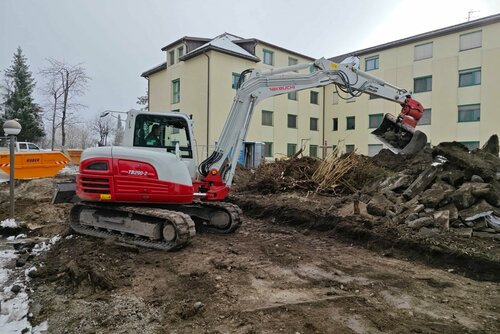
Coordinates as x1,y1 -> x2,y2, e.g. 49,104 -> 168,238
1,0 -> 499,121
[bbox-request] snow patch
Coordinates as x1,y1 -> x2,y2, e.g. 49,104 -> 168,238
1,219 -> 18,228
32,235 -> 61,255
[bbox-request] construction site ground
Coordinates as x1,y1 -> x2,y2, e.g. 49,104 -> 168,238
1,176 -> 499,333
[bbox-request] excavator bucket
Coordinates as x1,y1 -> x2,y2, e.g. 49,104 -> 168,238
371,114 -> 428,155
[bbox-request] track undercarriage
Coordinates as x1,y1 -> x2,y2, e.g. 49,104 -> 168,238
69,201 -> 242,251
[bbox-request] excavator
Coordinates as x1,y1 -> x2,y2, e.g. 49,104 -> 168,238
53,57 -> 427,250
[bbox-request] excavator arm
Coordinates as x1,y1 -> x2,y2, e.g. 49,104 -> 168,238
198,57 -> 427,191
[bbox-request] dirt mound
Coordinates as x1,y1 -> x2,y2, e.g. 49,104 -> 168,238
15,178 -> 54,201
244,157 -> 320,194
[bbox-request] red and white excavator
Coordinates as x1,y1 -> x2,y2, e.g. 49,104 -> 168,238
54,57 -> 427,250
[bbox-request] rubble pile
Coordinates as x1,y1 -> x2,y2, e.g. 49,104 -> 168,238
365,135 -> 500,240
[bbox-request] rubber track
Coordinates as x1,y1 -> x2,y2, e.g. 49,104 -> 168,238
70,204 -> 196,251
195,201 -> 243,234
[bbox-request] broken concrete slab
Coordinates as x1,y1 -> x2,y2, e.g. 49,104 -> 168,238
407,217 -> 434,230
419,182 -> 455,208
452,183 -> 477,210
433,210 -> 450,231
441,203 -> 459,222
473,231 -> 500,240
403,164 -> 443,200
433,141 -> 500,182
480,134 -> 499,156
459,199 -> 500,220
451,228 -> 473,238
441,170 -> 465,187
366,193 -> 394,217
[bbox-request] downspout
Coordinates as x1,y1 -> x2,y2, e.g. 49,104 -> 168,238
147,77 -> 150,111
322,86 -> 326,159
203,51 -> 210,158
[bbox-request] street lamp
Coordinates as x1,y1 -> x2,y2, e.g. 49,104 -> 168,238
3,120 -> 22,218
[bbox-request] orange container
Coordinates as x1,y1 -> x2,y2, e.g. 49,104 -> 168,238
0,151 -> 70,179
66,149 -> 83,165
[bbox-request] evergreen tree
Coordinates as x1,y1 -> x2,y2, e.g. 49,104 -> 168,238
1,47 -> 45,141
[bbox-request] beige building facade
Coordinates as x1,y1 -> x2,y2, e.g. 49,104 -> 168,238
142,14 -> 500,159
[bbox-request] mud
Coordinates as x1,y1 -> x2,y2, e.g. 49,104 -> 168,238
0,161 -> 499,333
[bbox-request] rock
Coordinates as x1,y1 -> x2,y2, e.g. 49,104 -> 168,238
481,134 -> 499,156
407,213 -> 419,221
471,219 -> 488,231
473,231 -> 500,239
418,227 -> 440,236
471,175 -> 485,183
451,228 -> 473,237
15,254 -> 29,268
441,170 -> 465,187
381,173 -> 414,193
194,301 -> 205,310
433,141 -> 500,182
459,199 -> 500,221
433,210 -> 450,231
403,164 -> 443,200
366,193 -> 394,217
11,285 -> 22,293
452,184 -> 477,210
441,203 -> 459,222
413,204 -> 425,213
407,217 -> 434,230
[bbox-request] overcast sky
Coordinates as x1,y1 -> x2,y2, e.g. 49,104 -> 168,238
1,0 -> 499,121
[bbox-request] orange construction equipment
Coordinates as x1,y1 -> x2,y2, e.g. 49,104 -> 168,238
66,149 -> 83,165
0,151 -> 70,179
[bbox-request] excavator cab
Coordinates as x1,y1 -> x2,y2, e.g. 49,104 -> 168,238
371,97 -> 428,155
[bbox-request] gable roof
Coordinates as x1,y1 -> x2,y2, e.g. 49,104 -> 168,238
180,33 -> 260,62
141,62 -> 167,78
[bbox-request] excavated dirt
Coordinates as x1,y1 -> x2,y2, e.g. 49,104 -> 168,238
0,154 -> 499,333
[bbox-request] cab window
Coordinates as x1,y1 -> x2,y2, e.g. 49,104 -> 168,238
133,114 -> 192,158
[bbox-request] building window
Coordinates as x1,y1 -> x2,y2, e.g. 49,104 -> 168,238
169,50 -> 175,65
458,104 -> 480,122
310,117 -> 318,131
460,31 -> 482,51
288,91 -> 297,101
171,109 -> 180,112
287,114 -> 297,128
419,108 -> 431,125
309,64 -> 317,73
309,145 -> 318,158
345,145 -> 355,153
365,56 -> 379,71
459,68 -> 481,87
288,57 -> 298,66
263,49 -> 274,65
172,79 -> 180,104
346,116 -> 355,130
310,91 -> 319,104
414,76 -> 432,93
177,46 -> 184,59
368,144 -> 383,157
262,110 -> 273,126
287,143 -> 297,157
264,142 -> 273,157
232,72 -> 241,89
368,113 -> 384,128
414,42 -> 433,61
460,141 -> 480,151
332,118 -> 338,131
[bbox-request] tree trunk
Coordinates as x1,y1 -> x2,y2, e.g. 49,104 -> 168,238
61,70 -> 69,147
51,92 -> 58,150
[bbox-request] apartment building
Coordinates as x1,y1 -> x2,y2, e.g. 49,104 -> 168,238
326,13 -> 500,155
142,14 -> 500,159
141,33 -> 321,161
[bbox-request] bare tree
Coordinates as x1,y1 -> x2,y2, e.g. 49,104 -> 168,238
91,115 -> 114,146
40,59 -> 90,148
114,114 -> 124,145
39,72 -> 64,150
137,92 -> 148,111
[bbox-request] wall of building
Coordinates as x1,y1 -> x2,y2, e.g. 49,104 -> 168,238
326,20 -> 500,155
